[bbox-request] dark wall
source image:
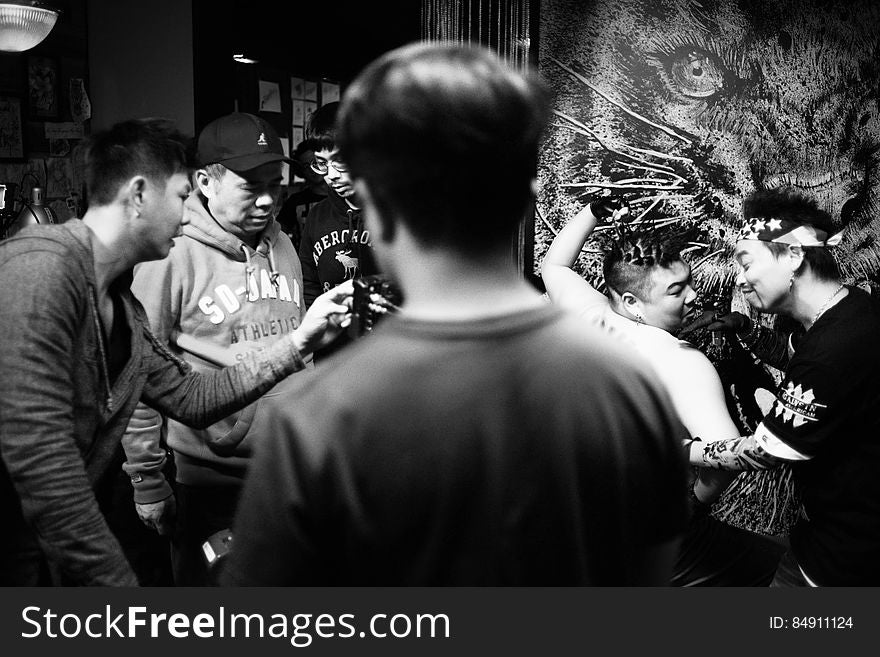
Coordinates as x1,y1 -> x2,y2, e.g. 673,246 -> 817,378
193,0 -> 421,132
89,0 -> 194,132
231,0 -> 420,83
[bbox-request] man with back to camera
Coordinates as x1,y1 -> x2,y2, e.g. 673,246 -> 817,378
684,187 -> 880,586
0,118 -> 352,586
121,112 -> 355,585
221,43 -> 691,586
542,198 -> 785,585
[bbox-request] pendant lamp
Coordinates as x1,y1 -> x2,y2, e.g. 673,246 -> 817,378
0,1 -> 60,53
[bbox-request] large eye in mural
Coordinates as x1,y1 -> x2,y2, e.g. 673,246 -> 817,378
665,48 -> 726,98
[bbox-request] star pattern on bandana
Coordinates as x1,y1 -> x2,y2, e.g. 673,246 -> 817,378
738,217 -> 767,240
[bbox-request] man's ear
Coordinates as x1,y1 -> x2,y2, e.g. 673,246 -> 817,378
355,178 -> 395,244
620,291 -> 645,321
121,176 -> 148,216
787,244 -> 806,273
194,169 -> 214,198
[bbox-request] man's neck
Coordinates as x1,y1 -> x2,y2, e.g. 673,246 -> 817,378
82,207 -> 136,296
394,248 -> 544,322
791,276 -> 846,328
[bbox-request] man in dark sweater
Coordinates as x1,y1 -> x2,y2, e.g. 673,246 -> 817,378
223,44 -> 689,586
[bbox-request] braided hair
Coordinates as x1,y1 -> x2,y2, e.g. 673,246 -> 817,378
602,223 -> 688,300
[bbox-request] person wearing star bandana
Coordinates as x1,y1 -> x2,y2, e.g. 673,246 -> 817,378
685,187 -> 880,586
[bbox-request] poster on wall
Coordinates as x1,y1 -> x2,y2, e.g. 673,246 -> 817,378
290,76 -> 304,100
0,96 -> 24,161
321,81 -> 340,104
258,80 -> 282,113
292,99 -> 304,126
303,101 -> 318,128
537,0 -> 880,535
46,157 -> 75,198
27,56 -> 58,119
69,78 -> 91,122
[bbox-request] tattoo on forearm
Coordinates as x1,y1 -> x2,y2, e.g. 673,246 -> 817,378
700,435 -> 778,471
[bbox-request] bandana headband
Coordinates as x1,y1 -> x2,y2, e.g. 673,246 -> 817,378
736,216 -> 844,247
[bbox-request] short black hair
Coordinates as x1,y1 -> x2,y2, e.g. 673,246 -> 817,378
603,230 -> 686,299
83,118 -> 191,206
305,102 -> 340,152
743,188 -> 840,281
338,43 -> 552,255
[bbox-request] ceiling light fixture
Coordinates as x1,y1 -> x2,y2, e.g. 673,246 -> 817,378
233,53 -> 259,64
0,1 -> 60,53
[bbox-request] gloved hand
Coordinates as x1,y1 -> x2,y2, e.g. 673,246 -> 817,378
589,194 -> 630,222
680,310 -> 752,336
136,496 -> 177,536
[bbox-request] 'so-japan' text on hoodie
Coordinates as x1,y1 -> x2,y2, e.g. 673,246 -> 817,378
122,193 -> 308,499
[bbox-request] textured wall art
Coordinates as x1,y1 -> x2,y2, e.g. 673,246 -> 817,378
536,0 -> 880,533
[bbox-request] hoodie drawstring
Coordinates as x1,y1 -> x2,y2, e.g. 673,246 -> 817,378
241,244 -> 255,292
266,240 -> 280,288
243,241 -> 280,291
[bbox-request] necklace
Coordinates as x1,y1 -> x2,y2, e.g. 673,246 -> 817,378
810,283 -> 845,328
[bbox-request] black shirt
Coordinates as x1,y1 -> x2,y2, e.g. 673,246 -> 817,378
763,288 -> 880,585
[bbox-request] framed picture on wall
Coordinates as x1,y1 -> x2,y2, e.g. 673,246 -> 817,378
27,56 -> 59,119
0,95 -> 25,161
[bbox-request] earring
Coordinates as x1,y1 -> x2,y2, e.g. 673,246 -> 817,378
789,273 -> 795,291
633,311 -> 644,324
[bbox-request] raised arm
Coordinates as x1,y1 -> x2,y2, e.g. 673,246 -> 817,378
541,203 -> 609,312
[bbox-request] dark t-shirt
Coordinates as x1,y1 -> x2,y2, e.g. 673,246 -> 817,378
762,288 -> 880,585
222,305 -> 689,585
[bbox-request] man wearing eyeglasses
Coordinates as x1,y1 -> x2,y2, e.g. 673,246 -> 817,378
298,103 -> 380,332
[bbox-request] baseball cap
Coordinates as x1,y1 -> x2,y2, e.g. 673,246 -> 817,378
197,112 -> 291,173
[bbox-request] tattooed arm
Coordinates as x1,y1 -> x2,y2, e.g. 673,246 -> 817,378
688,434 -> 782,470
686,421 -> 810,470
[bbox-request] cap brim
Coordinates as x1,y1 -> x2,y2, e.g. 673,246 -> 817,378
211,152 -> 293,173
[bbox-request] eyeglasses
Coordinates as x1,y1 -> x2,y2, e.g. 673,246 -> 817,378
310,158 -> 349,175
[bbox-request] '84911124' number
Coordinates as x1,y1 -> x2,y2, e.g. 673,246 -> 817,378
770,616 -> 853,629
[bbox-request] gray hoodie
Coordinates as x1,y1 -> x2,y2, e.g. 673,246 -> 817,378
123,194 -> 308,498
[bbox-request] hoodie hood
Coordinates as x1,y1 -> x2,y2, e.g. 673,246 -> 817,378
327,187 -> 360,220
327,189 -> 365,252
182,193 -> 283,261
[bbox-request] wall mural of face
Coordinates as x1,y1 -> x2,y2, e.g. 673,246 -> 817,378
537,0 -> 880,305
536,0 -> 880,534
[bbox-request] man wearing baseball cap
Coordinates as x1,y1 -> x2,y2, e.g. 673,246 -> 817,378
122,112 -> 349,585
